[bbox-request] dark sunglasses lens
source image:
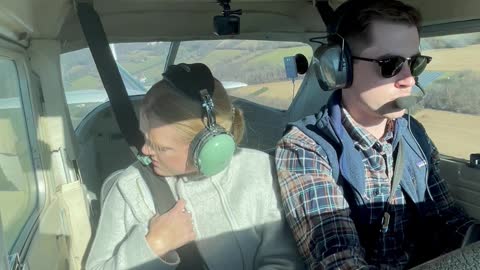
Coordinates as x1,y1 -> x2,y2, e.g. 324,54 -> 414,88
410,56 -> 429,76
381,57 -> 405,78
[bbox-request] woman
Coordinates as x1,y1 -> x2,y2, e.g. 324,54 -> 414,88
86,63 -> 303,270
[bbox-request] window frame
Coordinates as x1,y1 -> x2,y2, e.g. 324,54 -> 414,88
0,43 -> 46,260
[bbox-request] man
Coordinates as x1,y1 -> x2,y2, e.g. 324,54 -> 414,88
275,0 -> 476,269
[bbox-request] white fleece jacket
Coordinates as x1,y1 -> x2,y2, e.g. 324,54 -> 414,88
86,148 -> 304,270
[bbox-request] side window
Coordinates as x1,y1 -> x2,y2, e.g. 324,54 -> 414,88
61,48 -> 105,128
0,57 -> 38,252
61,42 -> 169,129
416,32 -> 480,160
175,40 -> 313,110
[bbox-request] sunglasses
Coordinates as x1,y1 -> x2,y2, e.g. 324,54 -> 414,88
352,55 -> 432,78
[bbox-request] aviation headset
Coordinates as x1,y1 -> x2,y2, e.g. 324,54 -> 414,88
162,63 -> 236,176
312,0 -> 362,91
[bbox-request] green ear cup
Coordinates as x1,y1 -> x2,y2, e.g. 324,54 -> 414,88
197,133 -> 236,176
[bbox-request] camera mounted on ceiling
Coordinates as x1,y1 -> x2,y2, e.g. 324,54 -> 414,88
213,0 -> 242,36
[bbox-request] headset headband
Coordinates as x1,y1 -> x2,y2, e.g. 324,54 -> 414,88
199,89 -> 217,130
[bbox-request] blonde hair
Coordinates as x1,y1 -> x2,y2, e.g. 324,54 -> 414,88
140,78 -> 245,144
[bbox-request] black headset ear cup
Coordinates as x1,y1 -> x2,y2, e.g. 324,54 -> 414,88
313,40 -> 353,91
313,0 -> 357,90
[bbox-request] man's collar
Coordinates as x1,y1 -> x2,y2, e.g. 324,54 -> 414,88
341,106 -> 395,151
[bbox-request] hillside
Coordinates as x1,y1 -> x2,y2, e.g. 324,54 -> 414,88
424,44 -> 480,72
61,34 -> 480,92
61,40 -> 312,91
61,38 -> 480,115
61,39 -> 480,160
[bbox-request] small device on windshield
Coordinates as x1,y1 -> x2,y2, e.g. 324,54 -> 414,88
284,56 -> 298,81
214,0 -> 242,35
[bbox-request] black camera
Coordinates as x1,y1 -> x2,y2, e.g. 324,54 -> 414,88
213,0 -> 241,36
213,15 -> 240,36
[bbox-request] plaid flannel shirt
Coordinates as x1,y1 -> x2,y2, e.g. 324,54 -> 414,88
276,108 -> 474,270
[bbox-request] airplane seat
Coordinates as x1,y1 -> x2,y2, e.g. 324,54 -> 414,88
75,96 -> 143,221
461,223 -> 480,248
286,63 -> 333,123
232,98 -> 288,153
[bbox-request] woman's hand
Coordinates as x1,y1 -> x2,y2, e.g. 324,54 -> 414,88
145,199 -> 196,257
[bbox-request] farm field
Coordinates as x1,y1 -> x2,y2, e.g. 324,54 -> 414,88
228,80 -> 303,110
414,109 -> 480,160
231,80 -> 480,160
61,40 -> 480,160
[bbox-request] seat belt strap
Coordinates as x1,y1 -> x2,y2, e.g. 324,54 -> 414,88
136,164 -> 209,269
380,140 -> 405,233
76,2 -> 145,158
314,0 -> 336,33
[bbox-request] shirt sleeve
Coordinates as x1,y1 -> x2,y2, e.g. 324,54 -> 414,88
275,127 -> 376,270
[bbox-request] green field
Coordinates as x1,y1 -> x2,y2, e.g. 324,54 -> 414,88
62,41 -> 480,160
424,44 -> 480,72
64,43 -> 313,91
414,109 -> 480,160
231,78 -> 480,160
64,41 -> 480,91
247,46 -> 312,66
229,80 -> 303,110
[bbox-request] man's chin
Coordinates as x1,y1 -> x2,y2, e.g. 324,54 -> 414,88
376,101 -> 407,119
384,109 -> 407,120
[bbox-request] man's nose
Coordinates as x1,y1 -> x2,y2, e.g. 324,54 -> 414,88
395,63 -> 416,88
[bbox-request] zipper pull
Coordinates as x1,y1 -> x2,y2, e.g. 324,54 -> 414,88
380,212 -> 390,233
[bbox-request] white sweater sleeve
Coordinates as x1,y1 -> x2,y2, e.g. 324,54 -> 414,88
85,182 -> 180,270
254,165 -> 305,270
